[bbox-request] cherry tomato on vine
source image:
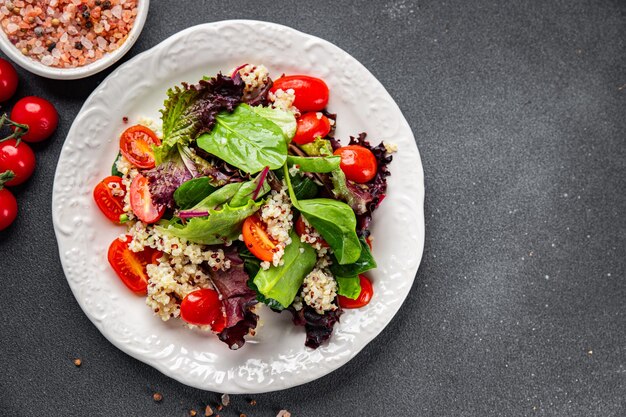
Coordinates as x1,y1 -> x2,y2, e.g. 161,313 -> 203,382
338,275 -> 374,309
293,112 -> 331,145
10,96 -> 58,143
0,58 -> 18,102
333,145 -> 377,183
129,173 -> 164,224
270,75 -> 329,112
180,288 -> 225,329
93,176 -> 126,223
107,235 -> 162,295
242,213 -> 277,262
0,139 -> 35,186
119,125 -> 161,169
0,187 -> 17,231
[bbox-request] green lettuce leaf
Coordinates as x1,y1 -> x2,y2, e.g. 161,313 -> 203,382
287,155 -> 341,173
252,231 -> 316,309
173,177 -> 217,209
157,200 -> 262,245
299,137 -> 334,157
336,276 -> 361,300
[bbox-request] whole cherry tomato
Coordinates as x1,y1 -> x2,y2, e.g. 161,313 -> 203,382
0,183 -> 17,231
129,173 -> 164,224
0,139 -> 35,186
119,125 -> 161,169
93,176 -> 126,223
242,213 -> 277,262
180,288 -> 225,329
10,96 -> 58,143
270,75 -> 329,112
334,145 -> 378,183
293,112 -> 331,145
0,58 -> 18,102
338,275 -> 374,309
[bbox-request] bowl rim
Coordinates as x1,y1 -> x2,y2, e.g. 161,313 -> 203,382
0,0 -> 149,80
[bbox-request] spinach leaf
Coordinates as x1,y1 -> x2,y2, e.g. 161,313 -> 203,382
274,168 -> 319,200
336,276 -> 361,300
196,104 -> 288,174
330,237 -> 377,277
249,106 -> 297,141
287,155 -> 341,173
252,231 -> 316,309
247,279 -> 284,310
157,200 -> 262,245
173,177 -> 217,209
283,165 -> 362,265
111,152 -> 123,177
237,244 -> 261,278
191,182 -> 243,210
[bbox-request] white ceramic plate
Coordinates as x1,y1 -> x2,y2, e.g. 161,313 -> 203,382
52,20 -> 425,394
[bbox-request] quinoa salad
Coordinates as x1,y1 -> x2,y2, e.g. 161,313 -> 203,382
93,64 -> 395,350
0,0 -> 138,68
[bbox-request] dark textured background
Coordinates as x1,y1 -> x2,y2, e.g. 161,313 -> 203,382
1,1 -> 625,416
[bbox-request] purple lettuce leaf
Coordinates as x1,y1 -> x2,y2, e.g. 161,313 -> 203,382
211,249 -> 259,349
144,160 -> 193,209
289,305 -> 344,349
235,71 -> 274,107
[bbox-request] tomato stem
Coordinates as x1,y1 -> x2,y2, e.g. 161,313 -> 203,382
0,113 -> 29,143
0,170 -> 15,189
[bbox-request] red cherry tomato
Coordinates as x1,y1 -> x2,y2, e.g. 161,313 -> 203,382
0,139 -> 35,186
10,96 -> 58,143
130,173 -> 164,224
242,213 -> 277,262
107,235 -> 162,295
180,288 -> 225,328
0,187 -> 17,231
338,275 -> 373,309
293,112 -> 331,145
0,58 -> 18,102
270,75 -> 329,112
119,125 -> 161,169
93,176 -> 126,224
294,215 -> 329,248
333,145 -> 378,183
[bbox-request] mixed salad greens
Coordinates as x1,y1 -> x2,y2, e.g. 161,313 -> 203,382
93,65 -> 394,350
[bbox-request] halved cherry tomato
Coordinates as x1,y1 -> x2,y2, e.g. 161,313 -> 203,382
293,112 -> 331,145
294,215 -> 329,248
338,275 -> 373,309
0,139 -> 35,186
107,235 -> 162,295
130,173 -> 164,224
333,145 -> 377,183
119,125 -> 161,169
242,213 -> 277,262
93,176 -> 126,223
270,75 -> 329,112
180,288 -> 224,328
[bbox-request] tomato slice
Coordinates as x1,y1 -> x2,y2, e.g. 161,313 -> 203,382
130,173 -> 165,224
270,75 -> 329,112
93,176 -> 126,223
119,125 -> 161,169
107,235 -> 162,295
180,288 -> 224,328
338,275 -> 374,309
293,112 -> 331,145
242,213 -> 277,262
294,215 -> 329,248
333,145 -> 378,184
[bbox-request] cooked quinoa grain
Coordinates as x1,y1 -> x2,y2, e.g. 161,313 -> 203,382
301,268 -> 338,314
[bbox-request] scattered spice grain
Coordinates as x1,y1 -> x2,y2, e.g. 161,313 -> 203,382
204,405 -> 213,416
73,358 -> 82,367
152,392 -> 163,402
